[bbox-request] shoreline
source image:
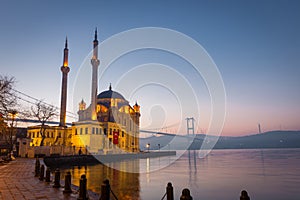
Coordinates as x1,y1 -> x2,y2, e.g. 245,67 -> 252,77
43,150 -> 177,168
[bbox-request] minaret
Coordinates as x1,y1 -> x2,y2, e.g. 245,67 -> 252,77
90,28 -> 100,120
59,37 -> 70,127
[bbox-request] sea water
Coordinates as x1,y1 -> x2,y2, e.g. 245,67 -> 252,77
61,149 -> 300,200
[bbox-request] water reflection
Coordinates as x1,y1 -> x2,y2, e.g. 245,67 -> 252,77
58,149 -> 300,200
61,159 -> 140,200
259,149 -> 266,177
188,150 -> 198,187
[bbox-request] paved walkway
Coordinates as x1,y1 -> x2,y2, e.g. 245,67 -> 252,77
0,158 -> 99,200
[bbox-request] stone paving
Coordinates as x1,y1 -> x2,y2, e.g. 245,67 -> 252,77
0,158 -> 99,200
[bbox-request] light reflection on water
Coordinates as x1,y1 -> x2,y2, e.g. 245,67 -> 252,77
60,149 -> 300,200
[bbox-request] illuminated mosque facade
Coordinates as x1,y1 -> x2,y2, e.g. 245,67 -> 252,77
27,30 -> 140,154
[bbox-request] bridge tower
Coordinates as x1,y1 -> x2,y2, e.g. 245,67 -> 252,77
186,117 -> 195,135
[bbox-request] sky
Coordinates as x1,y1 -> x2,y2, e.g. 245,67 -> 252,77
0,0 -> 299,136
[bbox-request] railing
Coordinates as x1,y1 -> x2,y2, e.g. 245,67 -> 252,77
99,179 -> 118,200
160,182 -> 174,200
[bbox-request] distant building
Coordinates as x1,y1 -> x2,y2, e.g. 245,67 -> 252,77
26,30 -> 140,155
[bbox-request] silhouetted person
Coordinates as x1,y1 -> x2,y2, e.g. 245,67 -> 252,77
240,190 -> 250,200
78,148 -> 82,155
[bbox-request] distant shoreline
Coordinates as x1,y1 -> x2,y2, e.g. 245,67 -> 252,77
140,130 -> 300,150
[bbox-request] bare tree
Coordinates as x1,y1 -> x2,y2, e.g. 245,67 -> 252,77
0,75 -> 18,152
0,112 -> 8,149
0,75 -> 17,114
31,100 -> 57,146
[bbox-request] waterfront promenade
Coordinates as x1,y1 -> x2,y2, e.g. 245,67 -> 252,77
0,158 -> 98,200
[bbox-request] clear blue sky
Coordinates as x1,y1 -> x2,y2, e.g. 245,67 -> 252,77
0,0 -> 299,136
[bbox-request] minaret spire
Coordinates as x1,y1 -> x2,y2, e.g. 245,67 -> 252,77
60,38 -> 70,127
63,37 -> 68,67
95,27 -> 97,40
65,36 -> 68,48
91,28 -> 100,120
92,28 -> 98,60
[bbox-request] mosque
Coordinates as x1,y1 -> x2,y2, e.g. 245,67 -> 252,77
27,30 -> 141,154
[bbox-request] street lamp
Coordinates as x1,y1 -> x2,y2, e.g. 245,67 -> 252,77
146,143 -> 150,152
9,110 -> 18,124
8,110 -> 18,154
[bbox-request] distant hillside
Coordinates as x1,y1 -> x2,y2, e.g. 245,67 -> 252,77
140,130 -> 300,150
214,130 -> 300,149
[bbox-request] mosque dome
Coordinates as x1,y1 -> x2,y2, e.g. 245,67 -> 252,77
97,84 -> 126,100
96,84 -> 129,109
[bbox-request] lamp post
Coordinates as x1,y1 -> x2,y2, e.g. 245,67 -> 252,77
8,110 -> 18,153
146,143 -> 150,152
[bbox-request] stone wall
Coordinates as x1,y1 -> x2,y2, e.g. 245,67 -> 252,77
18,144 -> 79,158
